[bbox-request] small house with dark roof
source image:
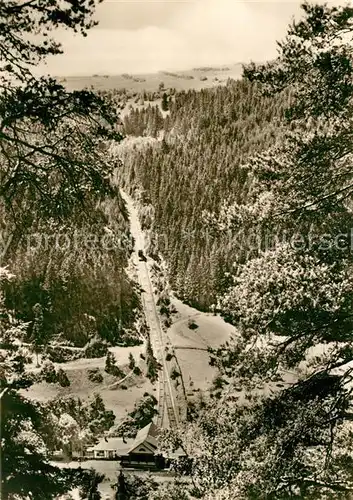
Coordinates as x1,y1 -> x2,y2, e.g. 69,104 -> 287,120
85,422 -> 161,466
119,422 -> 165,469
85,422 -> 182,469
128,421 -> 159,453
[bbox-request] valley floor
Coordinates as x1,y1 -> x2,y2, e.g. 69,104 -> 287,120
54,460 -> 177,500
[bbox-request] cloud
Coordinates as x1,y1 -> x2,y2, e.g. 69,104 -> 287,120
170,0 -> 289,64
40,0 -> 303,76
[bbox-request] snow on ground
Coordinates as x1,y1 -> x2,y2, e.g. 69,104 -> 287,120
26,369 -> 155,425
60,64 -> 243,93
26,344 -> 145,374
167,297 -> 236,392
169,297 -> 234,349
55,460 -> 177,499
24,343 -> 155,424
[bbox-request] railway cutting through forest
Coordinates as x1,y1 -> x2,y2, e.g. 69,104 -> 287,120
120,190 -> 180,429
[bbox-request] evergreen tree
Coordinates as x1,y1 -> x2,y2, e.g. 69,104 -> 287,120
57,369 -> 70,388
117,393 -> 158,439
118,74 -> 289,308
145,338 -> 159,383
0,271 -> 96,499
0,2 -> 121,226
159,3 -> 353,498
128,352 -> 136,370
113,472 -> 158,500
31,303 -> 44,367
115,471 -> 127,500
161,92 -> 169,112
78,468 -> 104,500
0,1 -> 123,498
105,351 -> 123,377
105,351 -> 114,373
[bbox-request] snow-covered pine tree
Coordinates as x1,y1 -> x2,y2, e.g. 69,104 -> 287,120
158,3 -> 353,498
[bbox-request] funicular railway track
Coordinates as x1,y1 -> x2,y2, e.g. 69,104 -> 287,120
156,376 -> 165,427
121,190 -> 179,429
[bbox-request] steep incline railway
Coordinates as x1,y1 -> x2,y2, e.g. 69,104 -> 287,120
120,190 -> 179,428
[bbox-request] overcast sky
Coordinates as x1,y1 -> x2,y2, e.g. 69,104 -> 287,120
40,0 -> 341,76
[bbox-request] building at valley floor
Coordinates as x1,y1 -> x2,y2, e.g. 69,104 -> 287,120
85,422 -> 168,469
85,437 -> 131,461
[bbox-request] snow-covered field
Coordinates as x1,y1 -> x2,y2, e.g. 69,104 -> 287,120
167,297 -> 235,392
58,64 -> 243,92
24,344 -> 154,424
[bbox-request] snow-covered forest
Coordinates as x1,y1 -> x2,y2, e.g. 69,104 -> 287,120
2,1 -> 353,499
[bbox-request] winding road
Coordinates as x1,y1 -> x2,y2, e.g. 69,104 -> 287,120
120,190 -> 179,429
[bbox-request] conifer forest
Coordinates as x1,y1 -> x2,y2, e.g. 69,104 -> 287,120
1,1 -> 353,499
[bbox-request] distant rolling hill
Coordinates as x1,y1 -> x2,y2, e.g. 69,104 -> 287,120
57,63 -> 244,92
